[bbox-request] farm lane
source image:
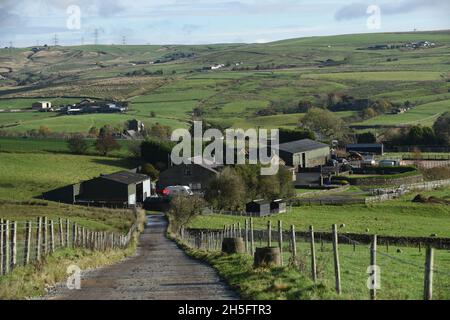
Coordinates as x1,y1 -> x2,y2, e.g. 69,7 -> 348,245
49,214 -> 237,300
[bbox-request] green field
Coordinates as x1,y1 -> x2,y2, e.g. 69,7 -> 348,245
1,31 -> 450,133
189,187 -> 450,238
0,152 -> 136,201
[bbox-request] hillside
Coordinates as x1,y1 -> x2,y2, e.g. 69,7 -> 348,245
0,31 -> 449,133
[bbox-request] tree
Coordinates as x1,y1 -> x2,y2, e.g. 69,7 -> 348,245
433,112 -> 450,145
38,125 -> 52,137
357,132 -> 377,143
67,135 -> 89,154
297,100 -> 313,113
88,126 -> 99,137
299,107 -> 346,140
95,127 -> 121,156
141,138 -> 175,170
279,128 -> 315,144
167,195 -> 206,234
205,167 -> 246,211
149,123 -> 171,140
141,163 -> 159,180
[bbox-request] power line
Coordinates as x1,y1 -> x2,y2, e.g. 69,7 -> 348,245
122,36 -> 127,46
94,29 -> 99,45
53,34 -> 59,46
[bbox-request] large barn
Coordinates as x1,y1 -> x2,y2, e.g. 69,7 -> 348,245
43,171 -> 151,207
278,139 -> 330,170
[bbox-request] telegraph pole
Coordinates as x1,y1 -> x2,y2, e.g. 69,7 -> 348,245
53,34 -> 59,46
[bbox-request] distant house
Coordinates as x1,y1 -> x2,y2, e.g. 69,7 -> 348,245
32,101 -> 52,111
278,139 -> 330,170
43,171 -> 151,207
346,143 -> 384,155
128,119 -> 145,133
246,199 -> 271,217
157,157 -> 223,192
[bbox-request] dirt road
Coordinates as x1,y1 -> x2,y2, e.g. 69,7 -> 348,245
50,214 -> 237,300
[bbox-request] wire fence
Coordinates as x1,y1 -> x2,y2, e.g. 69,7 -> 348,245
0,217 -> 138,277
177,219 -> 450,300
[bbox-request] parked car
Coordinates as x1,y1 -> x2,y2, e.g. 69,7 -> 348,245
379,159 -> 400,167
162,185 -> 194,197
362,155 -> 376,167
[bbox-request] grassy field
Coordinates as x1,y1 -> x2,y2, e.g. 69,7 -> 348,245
0,136 -> 137,157
1,31 -> 450,133
189,187 -> 450,238
0,152 -> 137,201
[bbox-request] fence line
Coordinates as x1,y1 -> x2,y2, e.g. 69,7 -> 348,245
0,217 -> 138,277
365,178 -> 450,204
177,219 -> 449,300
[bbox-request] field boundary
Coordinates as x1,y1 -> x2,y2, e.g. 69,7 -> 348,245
0,215 -> 140,277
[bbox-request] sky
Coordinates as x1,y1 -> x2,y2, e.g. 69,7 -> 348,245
0,0 -> 449,47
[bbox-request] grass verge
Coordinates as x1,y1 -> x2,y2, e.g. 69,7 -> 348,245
172,236 -> 338,300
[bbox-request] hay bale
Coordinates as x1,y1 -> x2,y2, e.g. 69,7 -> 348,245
221,237 -> 245,254
254,247 -> 281,268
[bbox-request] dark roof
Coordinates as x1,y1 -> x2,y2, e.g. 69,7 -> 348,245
248,199 -> 271,205
100,171 -> 149,185
278,139 -> 329,154
347,143 -> 383,148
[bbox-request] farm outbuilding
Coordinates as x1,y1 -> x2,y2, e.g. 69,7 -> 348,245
270,199 -> 287,214
43,171 -> 151,207
32,101 -> 51,111
278,139 -> 330,170
246,199 -> 271,217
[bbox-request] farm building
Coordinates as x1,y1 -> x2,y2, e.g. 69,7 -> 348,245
278,139 -> 330,170
246,200 -> 271,217
270,199 -> 287,214
346,143 -> 384,155
32,101 -> 52,111
43,171 -> 151,207
157,157 -> 222,192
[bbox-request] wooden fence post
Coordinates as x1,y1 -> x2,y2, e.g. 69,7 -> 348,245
250,218 -> 254,255
36,217 -> 42,261
11,221 -> 17,270
332,224 -> 342,295
66,219 -> 70,247
4,220 -> 9,274
50,220 -> 55,253
24,221 -> 31,265
59,218 -> 64,247
43,217 -> 48,256
310,226 -> 317,283
267,220 -> 272,247
424,246 -> 434,300
291,225 -> 297,258
244,219 -> 249,254
278,220 -> 283,266
370,235 -> 378,300
0,219 -> 4,275
72,223 -> 77,248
